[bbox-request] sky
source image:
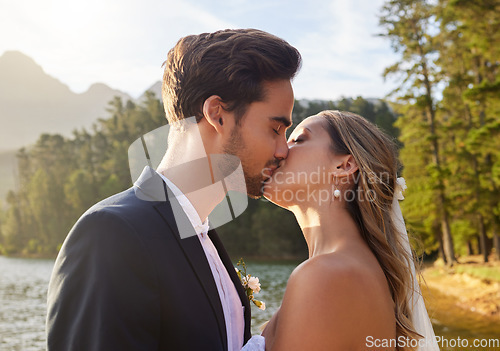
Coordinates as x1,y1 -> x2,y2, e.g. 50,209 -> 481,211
0,0 -> 400,101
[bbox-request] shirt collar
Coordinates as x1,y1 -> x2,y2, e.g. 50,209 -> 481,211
156,171 -> 210,236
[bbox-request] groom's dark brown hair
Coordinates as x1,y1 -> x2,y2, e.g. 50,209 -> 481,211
162,28 -> 301,124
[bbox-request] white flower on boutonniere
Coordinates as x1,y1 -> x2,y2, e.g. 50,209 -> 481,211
235,258 -> 265,310
247,276 -> 261,293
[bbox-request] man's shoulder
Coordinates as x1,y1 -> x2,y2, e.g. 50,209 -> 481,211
59,186 -> 179,260
83,186 -> 159,220
86,186 -> 142,212
71,186 -> 173,239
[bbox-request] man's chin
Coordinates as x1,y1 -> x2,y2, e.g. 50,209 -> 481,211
246,185 -> 264,200
245,176 -> 268,199
247,193 -> 262,200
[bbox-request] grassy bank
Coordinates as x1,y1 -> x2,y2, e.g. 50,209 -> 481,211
421,255 -> 500,318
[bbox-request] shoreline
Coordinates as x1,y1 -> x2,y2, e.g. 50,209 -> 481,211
0,253 -> 57,260
421,256 -> 500,319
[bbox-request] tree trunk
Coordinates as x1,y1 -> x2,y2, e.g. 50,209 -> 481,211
493,222 -> 500,261
478,214 -> 488,263
436,228 -> 447,264
476,234 -> 482,255
420,56 -> 456,266
493,230 -> 500,261
466,240 -> 473,256
441,207 -> 456,265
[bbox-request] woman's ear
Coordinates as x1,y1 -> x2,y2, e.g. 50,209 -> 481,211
202,95 -> 225,134
332,155 -> 359,177
343,155 -> 359,175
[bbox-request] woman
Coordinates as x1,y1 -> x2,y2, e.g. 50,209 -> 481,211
242,111 -> 438,351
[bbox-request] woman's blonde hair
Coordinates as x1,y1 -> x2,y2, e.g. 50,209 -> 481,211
320,110 -> 421,350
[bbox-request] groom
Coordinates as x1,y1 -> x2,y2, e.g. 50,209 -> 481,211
46,29 -> 301,351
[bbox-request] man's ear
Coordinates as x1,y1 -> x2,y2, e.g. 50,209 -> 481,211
202,95 -> 225,134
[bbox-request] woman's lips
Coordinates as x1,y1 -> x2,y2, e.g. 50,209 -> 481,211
262,166 -> 277,181
264,160 -> 285,180
266,167 -> 277,178
271,160 -> 285,176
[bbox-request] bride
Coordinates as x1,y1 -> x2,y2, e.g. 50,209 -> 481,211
242,110 -> 439,351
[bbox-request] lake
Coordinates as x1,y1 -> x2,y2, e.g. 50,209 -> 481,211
0,256 -> 499,350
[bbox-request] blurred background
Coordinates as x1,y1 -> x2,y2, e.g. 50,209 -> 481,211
0,0 -> 499,350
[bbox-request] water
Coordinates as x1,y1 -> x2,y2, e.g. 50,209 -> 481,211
240,260 -> 302,335
0,257 -> 499,350
0,256 -> 53,351
423,285 -> 500,349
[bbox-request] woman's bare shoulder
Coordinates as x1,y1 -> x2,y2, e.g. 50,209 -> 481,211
285,252 -> 393,328
288,252 -> 377,293
270,253 -> 391,350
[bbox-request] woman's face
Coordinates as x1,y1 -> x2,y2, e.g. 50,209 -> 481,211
263,115 -> 340,208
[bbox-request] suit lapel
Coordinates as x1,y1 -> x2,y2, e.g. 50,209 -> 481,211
209,229 -> 252,343
134,167 -> 228,350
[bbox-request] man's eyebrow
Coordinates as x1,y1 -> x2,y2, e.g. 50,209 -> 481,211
270,116 -> 292,128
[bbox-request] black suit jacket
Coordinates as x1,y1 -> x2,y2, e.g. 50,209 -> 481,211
46,167 -> 251,350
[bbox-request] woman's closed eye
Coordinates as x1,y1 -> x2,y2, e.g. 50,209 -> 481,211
289,134 -> 305,143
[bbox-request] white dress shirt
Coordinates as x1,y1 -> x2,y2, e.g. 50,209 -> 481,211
157,172 -> 245,351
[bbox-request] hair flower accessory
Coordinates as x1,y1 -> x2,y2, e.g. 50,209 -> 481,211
235,258 -> 265,310
395,177 -> 407,201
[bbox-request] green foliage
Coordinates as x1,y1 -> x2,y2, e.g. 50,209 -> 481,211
380,0 -> 499,262
394,104 -> 439,254
0,94 -> 395,258
0,91 -> 167,257
291,98 -> 398,139
455,265 -> 500,282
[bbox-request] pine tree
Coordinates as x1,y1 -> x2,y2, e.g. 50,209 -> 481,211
436,0 -> 500,261
379,0 -> 457,264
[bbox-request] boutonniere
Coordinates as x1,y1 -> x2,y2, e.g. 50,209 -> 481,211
235,258 -> 265,310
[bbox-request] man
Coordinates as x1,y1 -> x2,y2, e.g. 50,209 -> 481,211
46,28 -> 301,351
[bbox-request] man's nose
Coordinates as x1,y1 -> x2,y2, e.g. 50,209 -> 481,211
275,137 -> 289,160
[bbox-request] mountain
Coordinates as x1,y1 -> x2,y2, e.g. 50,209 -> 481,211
139,81 -> 162,102
0,51 -> 132,151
